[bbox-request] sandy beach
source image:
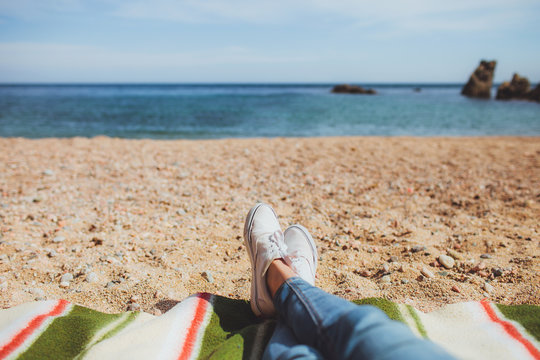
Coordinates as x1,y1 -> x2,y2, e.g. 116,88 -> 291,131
0,136 -> 538,314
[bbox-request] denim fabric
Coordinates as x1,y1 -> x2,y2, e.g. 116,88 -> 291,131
263,277 -> 456,360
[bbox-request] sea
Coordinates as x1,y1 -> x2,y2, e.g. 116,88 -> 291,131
0,84 -> 539,139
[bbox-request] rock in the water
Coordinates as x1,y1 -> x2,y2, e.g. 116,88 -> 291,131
331,84 -> 376,95
461,60 -> 496,98
496,73 -> 531,100
438,255 -> 455,269
528,83 -> 540,102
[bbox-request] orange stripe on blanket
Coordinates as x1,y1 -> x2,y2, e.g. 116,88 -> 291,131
0,299 -> 69,359
480,300 -> 540,360
178,293 -> 212,360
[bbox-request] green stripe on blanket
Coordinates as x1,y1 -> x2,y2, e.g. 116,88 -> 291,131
1,296 -> 538,360
497,304 -> 540,341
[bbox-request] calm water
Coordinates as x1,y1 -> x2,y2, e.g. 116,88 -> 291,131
0,84 -> 539,138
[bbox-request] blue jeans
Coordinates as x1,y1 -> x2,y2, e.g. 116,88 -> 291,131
263,277 -> 455,360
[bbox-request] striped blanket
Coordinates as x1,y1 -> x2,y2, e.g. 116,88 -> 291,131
0,294 -> 538,360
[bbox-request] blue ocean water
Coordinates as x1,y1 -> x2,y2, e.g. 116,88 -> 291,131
0,84 -> 539,138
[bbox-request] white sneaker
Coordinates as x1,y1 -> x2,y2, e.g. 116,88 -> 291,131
283,225 -> 318,285
243,203 -> 288,317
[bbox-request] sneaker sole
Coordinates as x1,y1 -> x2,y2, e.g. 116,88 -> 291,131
243,203 -> 278,317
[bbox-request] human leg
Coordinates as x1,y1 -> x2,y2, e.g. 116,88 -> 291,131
262,322 -> 323,360
270,273 -> 456,360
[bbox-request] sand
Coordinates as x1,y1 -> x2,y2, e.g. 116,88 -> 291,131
0,136 -> 538,314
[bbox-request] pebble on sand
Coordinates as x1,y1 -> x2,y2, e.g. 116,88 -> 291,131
421,267 -> 434,279
438,255 -> 455,269
202,271 -> 214,283
60,273 -> 73,283
53,236 -> 66,243
86,272 -> 98,283
29,288 -> 45,298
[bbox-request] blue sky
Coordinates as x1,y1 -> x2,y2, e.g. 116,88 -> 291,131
0,0 -> 539,83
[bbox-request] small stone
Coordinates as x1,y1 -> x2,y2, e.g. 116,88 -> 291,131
127,303 -> 141,311
401,279 -> 409,284
47,250 -> 57,258
60,273 -> 73,283
451,285 -> 461,293
29,288 -> 45,298
358,270 -> 371,277
59,281 -> 70,288
86,272 -> 98,283
202,271 -> 214,283
382,263 -> 390,273
471,261 -> 486,272
43,169 -> 54,176
398,265 -> 405,272
176,208 -> 187,215
483,282 -> 494,293
438,271 -> 449,277
105,281 -> 115,288
478,271 -> 489,278
480,254 -> 492,259
380,275 -> 392,284
53,236 -> 65,243
492,268 -> 503,277
107,256 -> 119,264
438,255 -> 455,269
447,249 -> 463,260
421,267 -> 434,279
412,245 -> 426,253
130,295 -> 139,302
389,256 -> 398,263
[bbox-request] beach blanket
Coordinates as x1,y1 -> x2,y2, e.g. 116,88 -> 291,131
0,294 -> 538,360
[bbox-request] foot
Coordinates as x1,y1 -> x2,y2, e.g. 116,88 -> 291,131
244,203 -> 288,317
283,225 -> 318,285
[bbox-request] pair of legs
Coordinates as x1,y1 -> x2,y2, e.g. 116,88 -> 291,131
245,203 -> 455,360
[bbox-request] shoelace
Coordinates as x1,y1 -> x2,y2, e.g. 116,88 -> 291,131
268,230 -> 289,260
288,251 -> 313,277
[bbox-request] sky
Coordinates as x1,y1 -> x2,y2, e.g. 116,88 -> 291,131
0,0 -> 539,83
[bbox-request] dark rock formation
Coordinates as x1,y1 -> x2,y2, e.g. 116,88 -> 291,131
331,84 -> 376,95
496,73 -> 531,100
461,60 -> 496,99
528,83 -> 540,103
